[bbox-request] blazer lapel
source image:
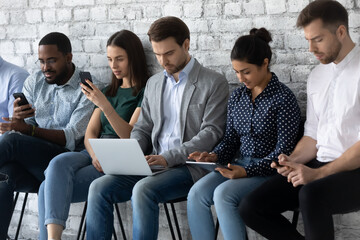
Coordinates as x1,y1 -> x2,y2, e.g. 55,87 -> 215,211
179,60 -> 201,141
152,75 -> 166,154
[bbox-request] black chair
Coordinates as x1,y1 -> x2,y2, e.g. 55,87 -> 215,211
291,208 -> 300,227
77,202 -> 127,240
163,196 -> 187,240
5,163 -> 40,240
8,191 -> 36,240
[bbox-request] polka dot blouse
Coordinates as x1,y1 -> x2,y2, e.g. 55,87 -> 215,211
213,72 -> 301,177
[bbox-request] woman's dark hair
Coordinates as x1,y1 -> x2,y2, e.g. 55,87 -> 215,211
230,28 -> 272,68
147,16 -> 190,46
39,32 -> 72,54
105,30 -> 149,97
297,0 -> 348,33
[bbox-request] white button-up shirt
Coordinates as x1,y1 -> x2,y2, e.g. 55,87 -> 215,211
157,57 -> 195,155
304,45 -> 360,162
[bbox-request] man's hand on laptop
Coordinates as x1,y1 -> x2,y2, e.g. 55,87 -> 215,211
92,156 -> 104,173
146,155 -> 168,167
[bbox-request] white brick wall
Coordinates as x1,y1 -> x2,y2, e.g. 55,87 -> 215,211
1,0 -> 360,239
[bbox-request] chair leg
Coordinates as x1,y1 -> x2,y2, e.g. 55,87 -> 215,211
114,203 -> 127,240
112,226 -> 118,240
292,209 -> 300,227
170,202 -> 182,240
14,192 -> 28,240
7,192 -> 20,240
164,203 -> 176,240
77,202 -> 87,240
214,218 -> 219,240
81,223 -> 86,240
13,192 -> 20,210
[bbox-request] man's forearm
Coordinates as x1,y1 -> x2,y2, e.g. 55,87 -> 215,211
32,126 -> 66,147
290,136 -> 318,164
319,140 -> 360,178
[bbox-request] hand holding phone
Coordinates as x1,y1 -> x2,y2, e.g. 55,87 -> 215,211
272,159 -> 280,166
216,164 -> 246,179
13,93 -> 31,111
215,163 -> 232,170
79,71 -> 93,90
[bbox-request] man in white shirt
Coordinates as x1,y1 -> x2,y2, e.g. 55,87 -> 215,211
239,1 -> 360,239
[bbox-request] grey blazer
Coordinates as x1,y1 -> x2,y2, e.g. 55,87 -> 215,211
131,59 -> 229,182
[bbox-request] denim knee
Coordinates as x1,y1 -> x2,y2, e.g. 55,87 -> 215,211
188,182 -> 212,208
0,171 -> 14,191
187,184 -> 198,202
213,184 -> 236,208
132,178 -> 152,201
88,177 -> 104,201
45,157 -> 65,175
0,131 -> 21,144
46,152 -> 76,170
0,172 -> 9,184
213,185 -> 223,205
0,175 -> 13,194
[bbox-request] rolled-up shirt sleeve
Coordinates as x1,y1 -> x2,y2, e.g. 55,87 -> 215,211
63,93 -> 94,150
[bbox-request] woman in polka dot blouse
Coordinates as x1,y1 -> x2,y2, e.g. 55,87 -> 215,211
187,27 -> 301,240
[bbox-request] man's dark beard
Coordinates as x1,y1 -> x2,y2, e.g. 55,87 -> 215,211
44,67 -> 69,85
168,57 -> 189,75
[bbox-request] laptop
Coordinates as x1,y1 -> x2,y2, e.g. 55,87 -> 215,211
89,138 -> 166,176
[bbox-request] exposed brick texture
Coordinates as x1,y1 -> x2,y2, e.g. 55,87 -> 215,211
2,0 -> 360,239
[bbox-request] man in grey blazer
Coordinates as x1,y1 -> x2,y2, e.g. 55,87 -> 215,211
86,16 -> 229,240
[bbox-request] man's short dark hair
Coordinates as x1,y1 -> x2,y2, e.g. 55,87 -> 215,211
296,0 -> 348,33
39,32 -> 72,54
147,16 -> 190,46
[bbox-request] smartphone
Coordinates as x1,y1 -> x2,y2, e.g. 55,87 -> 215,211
215,163 -> 232,170
79,71 -> 93,90
272,159 -> 282,167
13,93 -> 31,111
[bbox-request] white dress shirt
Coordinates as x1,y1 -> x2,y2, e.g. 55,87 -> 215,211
304,45 -> 360,162
157,57 -> 195,155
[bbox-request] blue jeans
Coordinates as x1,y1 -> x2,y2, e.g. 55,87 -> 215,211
86,165 -> 194,240
38,150 -> 104,240
187,157 -> 271,240
0,131 -> 67,239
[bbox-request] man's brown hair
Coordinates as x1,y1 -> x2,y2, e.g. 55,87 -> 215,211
147,16 -> 190,46
296,0 -> 348,33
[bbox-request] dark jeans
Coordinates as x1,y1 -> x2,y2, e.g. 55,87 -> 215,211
0,131 -> 67,239
239,159 -> 360,240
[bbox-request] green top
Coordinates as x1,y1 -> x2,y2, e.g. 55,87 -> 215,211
100,87 -> 144,137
